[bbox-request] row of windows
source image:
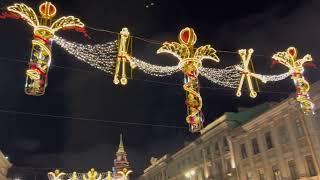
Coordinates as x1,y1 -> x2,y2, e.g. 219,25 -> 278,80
245,156 -> 318,180
240,118 -> 306,159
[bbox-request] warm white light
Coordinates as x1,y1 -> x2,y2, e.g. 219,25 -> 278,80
185,170 -> 195,178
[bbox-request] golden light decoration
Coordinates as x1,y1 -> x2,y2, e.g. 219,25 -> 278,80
83,168 -> 102,180
117,168 -> 133,179
7,2 -> 85,96
113,28 -> 136,85
48,169 -> 66,180
272,47 -> 314,113
236,49 -> 258,98
157,27 -> 220,133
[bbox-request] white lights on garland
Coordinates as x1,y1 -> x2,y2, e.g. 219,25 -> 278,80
53,36 -> 117,74
131,57 -> 180,77
199,66 -> 241,88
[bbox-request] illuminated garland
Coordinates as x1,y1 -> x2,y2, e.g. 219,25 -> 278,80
199,66 -> 240,88
6,2 -> 85,96
272,47 -> 314,113
131,57 -> 180,76
53,36 -> 117,74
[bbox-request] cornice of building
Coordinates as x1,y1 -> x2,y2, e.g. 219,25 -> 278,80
0,151 -> 11,168
143,155 -> 169,174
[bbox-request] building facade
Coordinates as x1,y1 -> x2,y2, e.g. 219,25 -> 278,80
0,151 -> 11,180
139,81 -> 320,180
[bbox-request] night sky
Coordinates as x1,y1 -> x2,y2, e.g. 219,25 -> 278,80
1,0 -> 320,179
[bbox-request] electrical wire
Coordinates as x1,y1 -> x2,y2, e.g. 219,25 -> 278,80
0,108 -> 188,129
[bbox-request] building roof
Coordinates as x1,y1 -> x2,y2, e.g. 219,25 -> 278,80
226,102 -> 272,128
117,134 -> 125,153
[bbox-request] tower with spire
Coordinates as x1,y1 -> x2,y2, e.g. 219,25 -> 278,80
113,134 -> 131,179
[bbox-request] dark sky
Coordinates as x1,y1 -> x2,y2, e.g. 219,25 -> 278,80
1,0 -> 320,179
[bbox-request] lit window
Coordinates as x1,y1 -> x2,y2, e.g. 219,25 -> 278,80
288,160 -> 299,180
306,155 -> 318,176
240,143 -> 248,159
265,131 -> 274,149
251,138 -> 260,154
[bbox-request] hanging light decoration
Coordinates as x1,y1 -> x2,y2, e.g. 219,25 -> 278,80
157,27 -> 220,133
6,2 -> 85,95
235,49 -> 259,98
272,47 -> 314,113
113,28 -> 136,85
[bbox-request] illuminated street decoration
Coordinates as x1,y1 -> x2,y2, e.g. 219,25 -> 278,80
83,168 -> 102,180
48,169 -> 66,180
236,49 -> 258,98
113,28 -> 136,85
7,2 -> 85,95
157,27 -> 220,132
272,47 -> 314,113
117,168 -> 132,179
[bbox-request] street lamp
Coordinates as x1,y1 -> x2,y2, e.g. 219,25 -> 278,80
185,170 -> 195,180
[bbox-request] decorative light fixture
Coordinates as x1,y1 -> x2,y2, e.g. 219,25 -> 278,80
157,27 -> 220,133
7,2 -> 85,95
236,49 -> 258,98
113,28 -> 136,85
272,47 -> 314,113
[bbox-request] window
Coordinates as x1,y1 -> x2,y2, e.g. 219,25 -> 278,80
306,155 -> 318,176
246,171 -> 253,180
258,169 -> 265,180
272,165 -> 281,180
265,131 -> 274,149
240,143 -> 248,159
278,125 -> 290,144
214,142 -> 220,156
251,138 -> 260,154
223,136 -> 230,152
288,160 -> 299,180
295,118 -> 304,137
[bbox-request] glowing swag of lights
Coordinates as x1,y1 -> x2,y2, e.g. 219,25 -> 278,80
113,28 -> 136,85
7,2 -> 85,96
157,27 -> 220,133
272,47 -> 314,113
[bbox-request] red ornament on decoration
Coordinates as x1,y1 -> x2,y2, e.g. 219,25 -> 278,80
288,47 -> 297,58
179,27 -> 197,46
39,1 -> 57,19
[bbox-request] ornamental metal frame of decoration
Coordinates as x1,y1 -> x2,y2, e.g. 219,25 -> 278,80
113,28 -> 136,85
272,47 -> 314,113
7,1 -> 85,96
235,48 -> 259,98
157,27 -> 220,133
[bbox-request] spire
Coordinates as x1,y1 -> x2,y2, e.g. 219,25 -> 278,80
117,134 -> 125,153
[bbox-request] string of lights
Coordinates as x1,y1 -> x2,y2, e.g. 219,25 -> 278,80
131,57 -> 180,76
199,66 -> 241,89
53,36 -> 117,75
